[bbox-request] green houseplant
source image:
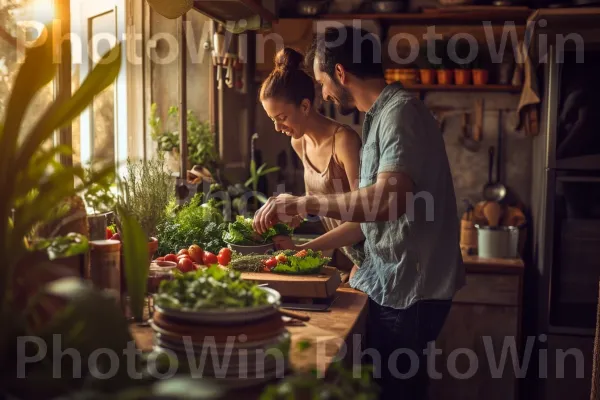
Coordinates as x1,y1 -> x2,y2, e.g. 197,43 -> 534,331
149,103 -> 220,174
116,156 -> 174,258
0,26 -> 152,398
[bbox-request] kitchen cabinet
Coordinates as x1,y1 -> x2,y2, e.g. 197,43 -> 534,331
429,256 -> 524,400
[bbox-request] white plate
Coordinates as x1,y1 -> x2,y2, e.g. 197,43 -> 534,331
153,330 -> 290,351
153,287 -> 281,324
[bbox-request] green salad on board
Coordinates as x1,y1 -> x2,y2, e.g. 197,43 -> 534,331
222,215 -> 293,246
154,266 -> 270,311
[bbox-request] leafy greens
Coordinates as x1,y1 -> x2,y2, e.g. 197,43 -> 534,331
271,249 -> 330,275
223,215 -> 293,245
154,266 -> 270,310
156,195 -> 227,255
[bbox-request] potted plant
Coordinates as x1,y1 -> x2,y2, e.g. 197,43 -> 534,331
149,102 -> 220,175
116,156 -> 174,259
82,164 -> 117,240
454,62 -> 473,85
433,40 -> 453,85
472,55 -> 489,85
416,44 -> 436,85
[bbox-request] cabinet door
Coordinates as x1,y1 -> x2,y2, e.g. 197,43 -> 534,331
429,303 -> 520,400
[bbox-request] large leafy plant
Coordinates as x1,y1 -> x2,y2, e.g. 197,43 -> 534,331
0,25 -> 155,398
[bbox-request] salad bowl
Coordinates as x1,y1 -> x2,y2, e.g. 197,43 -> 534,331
153,286 -> 281,324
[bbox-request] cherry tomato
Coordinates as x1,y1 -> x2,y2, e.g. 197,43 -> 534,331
106,228 -> 113,239
178,249 -> 189,256
217,248 -> 232,265
164,254 -> 178,263
177,258 -> 195,273
188,245 -> 204,264
275,254 -> 287,263
263,257 -> 277,271
177,254 -> 191,261
202,251 -> 218,265
294,250 -> 307,258
155,257 -> 165,262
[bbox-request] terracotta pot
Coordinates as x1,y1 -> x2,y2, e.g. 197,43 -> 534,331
419,69 -> 436,85
454,69 -> 472,85
436,69 -> 454,85
473,69 -> 489,85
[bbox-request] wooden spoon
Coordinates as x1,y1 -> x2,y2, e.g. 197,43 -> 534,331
279,308 -> 310,322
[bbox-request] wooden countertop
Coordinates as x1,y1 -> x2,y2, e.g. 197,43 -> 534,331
463,255 -> 524,275
130,287 -> 369,374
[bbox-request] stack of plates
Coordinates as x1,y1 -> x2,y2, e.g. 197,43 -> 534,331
149,287 -> 291,389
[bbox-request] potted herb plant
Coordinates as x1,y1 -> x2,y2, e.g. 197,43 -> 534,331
149,102 -> 220,175
83,164 -> 117,240
116,156 -> 174,259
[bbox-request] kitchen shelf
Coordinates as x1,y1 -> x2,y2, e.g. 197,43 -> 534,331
285,6 -> 533,25
399,83 -> 522,92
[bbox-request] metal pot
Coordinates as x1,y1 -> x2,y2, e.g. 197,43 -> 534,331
475,225 -> 519,259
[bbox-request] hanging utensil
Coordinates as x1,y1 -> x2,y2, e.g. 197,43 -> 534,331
458,99 -> 483,152
483,146 -> 498,201
485,110 -> 508,202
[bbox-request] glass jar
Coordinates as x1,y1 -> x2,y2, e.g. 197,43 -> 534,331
147,261 -> 177,294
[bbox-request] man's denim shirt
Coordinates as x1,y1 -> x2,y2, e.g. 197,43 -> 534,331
349,82 -> 465,309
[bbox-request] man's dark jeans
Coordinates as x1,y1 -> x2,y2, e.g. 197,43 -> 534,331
364,298 -> 452,400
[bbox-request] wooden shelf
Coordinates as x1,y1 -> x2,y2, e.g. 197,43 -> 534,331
283,6 -> 533,25
400,83 -> 522,92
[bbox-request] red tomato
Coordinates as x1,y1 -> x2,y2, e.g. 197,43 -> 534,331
188,245 -> 204,263
217,248 -> 232,265
177,258 -> 195,273
106,228 -> 113,239
202,251 -> 218,265
178,249 -> 189,256
177,254 -> 191,261
155,257 -> 165,262
164,254 -> 178,263
294,250 -> 307,258
263,257 -> 277,272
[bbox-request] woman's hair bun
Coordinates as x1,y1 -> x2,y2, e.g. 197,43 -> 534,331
274,48 -> 304,71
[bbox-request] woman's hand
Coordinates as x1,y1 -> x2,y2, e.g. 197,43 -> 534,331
271,235 -> 298,251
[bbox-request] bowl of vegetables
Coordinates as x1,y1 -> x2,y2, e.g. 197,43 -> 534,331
153,266 -> 281,324
222,216 -> 292,255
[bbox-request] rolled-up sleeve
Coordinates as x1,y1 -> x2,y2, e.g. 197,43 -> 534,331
376,98 -> 419,184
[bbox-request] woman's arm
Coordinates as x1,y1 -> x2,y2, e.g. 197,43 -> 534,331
298,221 -> 364,251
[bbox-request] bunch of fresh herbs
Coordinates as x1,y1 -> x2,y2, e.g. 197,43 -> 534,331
156,195 -> 228,255
154,266 -> 270,310
223,215 -> 293,246
117,156 -> 174,239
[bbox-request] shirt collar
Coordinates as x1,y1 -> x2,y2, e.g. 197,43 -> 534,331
365,81 -> 404,118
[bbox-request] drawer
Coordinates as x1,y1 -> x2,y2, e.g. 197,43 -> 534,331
453,273 -> 520,306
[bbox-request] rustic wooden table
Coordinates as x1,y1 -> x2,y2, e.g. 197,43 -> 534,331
129,287 -> 369,396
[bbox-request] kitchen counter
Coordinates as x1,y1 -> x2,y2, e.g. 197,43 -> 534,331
130,287 -> 369,383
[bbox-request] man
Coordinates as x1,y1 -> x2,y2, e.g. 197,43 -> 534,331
254,26 -> 465,399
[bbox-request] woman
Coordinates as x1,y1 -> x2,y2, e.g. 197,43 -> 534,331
259,47 -> 365,276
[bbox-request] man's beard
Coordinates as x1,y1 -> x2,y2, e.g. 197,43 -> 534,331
333,84 -> 356,116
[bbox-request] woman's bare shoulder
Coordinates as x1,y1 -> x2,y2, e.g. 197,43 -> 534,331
290,137 -> 303,155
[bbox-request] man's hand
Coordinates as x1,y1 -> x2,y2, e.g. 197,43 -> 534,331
253,194 -> 307,234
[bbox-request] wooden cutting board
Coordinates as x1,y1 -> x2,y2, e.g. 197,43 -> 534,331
240,267 -> 341,299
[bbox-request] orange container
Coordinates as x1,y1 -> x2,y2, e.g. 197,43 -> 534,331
454,69 -> 472,85
437,69 -> 454,85
473,69 -> 489,85
419,69 -> 436,84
